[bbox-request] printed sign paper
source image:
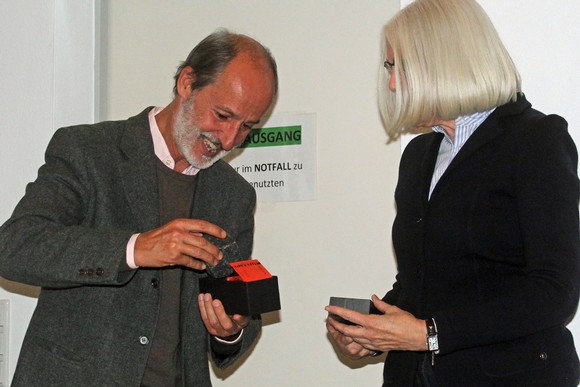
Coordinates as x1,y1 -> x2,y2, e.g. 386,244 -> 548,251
224,113 -> 317,202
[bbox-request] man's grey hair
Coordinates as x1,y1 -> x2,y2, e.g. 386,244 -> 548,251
173,28 -> 278,96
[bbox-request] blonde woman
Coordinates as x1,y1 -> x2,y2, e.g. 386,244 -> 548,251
326,0 -> 579,385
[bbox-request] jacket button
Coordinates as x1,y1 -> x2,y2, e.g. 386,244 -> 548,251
78,268 -> 86,276
539,352 -> 548,360
151,278 -> 159,288
139,336 -> 149,345
96,268 -> 104,276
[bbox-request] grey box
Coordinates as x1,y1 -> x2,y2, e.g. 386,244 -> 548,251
328,297 -> 380,325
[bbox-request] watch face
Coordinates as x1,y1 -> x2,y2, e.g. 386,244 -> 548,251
428,336 -> 439,351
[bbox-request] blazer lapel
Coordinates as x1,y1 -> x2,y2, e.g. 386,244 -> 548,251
190,162 -> 230,222
118,108 -> 160,231
422,133 -> 444,203
446,114 -> 504,173
430,95 -> 532,199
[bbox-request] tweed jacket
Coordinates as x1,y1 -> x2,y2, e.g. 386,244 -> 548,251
382,95 -> 580,386
0,108 -> 260,386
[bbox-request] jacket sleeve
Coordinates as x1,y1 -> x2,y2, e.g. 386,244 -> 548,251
0,127 -> 136,288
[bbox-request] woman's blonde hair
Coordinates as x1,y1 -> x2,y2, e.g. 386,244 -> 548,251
379,0 -> 521,141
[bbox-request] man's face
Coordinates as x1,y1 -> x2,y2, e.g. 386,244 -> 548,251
173,54 -> 275,169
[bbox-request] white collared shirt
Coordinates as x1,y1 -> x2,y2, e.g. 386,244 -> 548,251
429,109 -> 494,198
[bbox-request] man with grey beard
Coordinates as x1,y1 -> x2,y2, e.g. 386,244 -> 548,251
0,29 -> 278,387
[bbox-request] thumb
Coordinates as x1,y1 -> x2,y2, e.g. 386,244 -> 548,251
371,294 -> 392,313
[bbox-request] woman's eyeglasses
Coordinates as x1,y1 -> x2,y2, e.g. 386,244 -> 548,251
383,59 -> 395,73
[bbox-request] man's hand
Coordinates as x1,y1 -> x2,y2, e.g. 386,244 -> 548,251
134,218 -> 226,270
325,294 -> 427,358
198,293 -> 250,339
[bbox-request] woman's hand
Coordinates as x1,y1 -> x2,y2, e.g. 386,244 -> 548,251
326,317 -> 378,359
325,294 -> 427,357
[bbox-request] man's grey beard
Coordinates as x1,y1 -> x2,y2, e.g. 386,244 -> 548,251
173,99 -> 230,169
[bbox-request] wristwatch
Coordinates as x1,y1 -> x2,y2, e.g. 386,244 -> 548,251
425,318 -> 439,352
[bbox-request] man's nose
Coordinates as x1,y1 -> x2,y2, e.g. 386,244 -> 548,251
220,123 -> 243,151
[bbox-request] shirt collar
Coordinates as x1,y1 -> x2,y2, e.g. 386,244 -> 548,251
432,109 -> 495,144
148,107 -> 199,176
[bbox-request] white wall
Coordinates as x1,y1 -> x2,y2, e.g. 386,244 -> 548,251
0,1 -> 578,386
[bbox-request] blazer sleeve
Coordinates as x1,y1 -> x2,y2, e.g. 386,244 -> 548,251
0,127 -> 136,288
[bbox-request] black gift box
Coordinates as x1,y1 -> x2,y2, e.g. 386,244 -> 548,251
328,297 -> 381,325
199,276 -> 281,315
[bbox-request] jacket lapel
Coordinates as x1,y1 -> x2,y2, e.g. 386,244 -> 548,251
190,161 -> 230,222
430,94 -> 532,199
181,163 -> 225,311
118,108 -> 160,231
422,133 -> 444,203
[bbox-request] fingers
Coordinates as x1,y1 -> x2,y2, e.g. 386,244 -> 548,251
325,303 -> 391,354
134,219 -> 229,268
370,294 -> 392,313
326,316 -> 375,359
198,293 -> 244,338
177,233 -> 223,268
231,314 -> 251,329
326,314 -> 368,347
179,219 -> 226,239
327,318 -> 354,345
325,305 -> 367,327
